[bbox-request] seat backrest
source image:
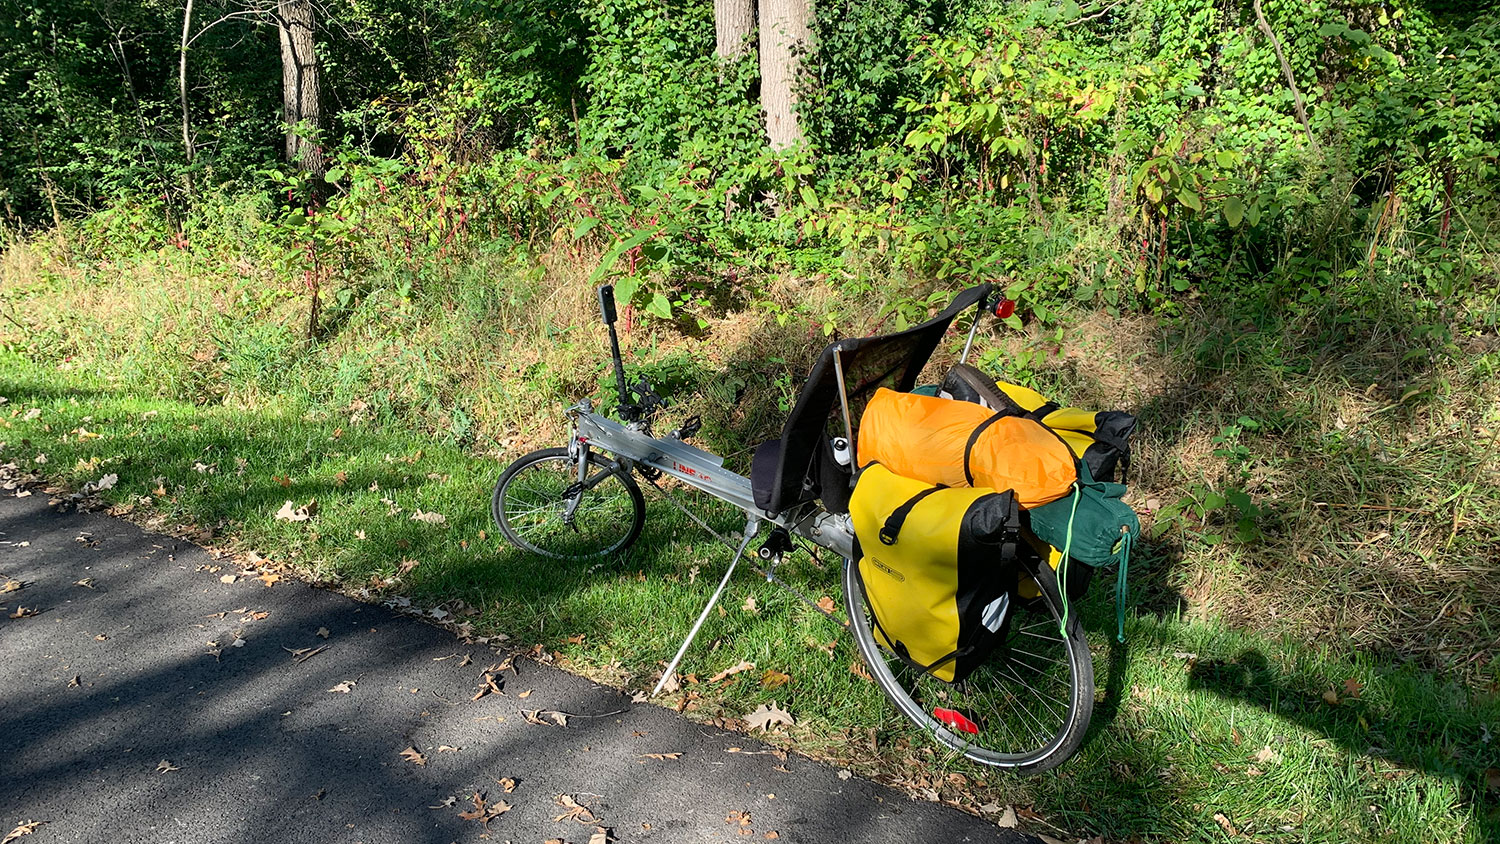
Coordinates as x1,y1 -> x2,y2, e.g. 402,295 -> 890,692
757,284 -> 991,515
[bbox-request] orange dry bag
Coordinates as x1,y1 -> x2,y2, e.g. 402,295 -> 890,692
857,388 -> 1076,508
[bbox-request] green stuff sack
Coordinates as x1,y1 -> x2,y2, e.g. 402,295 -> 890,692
1026,462 -> 1140,642
850,463 -> 1023,683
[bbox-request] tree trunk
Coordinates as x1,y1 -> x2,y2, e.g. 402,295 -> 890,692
715,0 -> 756,60
758,0 -> 812,150
179,0 -> 195,164
277,0 -> 323,174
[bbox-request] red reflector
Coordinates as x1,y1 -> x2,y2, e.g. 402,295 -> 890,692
994,298 -> 1016,319
933,707 -> 979,735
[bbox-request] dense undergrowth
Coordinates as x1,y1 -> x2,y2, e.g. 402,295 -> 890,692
5,0 -> 1500,840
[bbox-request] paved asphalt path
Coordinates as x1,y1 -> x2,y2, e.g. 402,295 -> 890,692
0,492 -> 1037,844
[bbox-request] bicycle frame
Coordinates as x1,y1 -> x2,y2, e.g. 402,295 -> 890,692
567,400 -> 856,560
565,398 -> 857,696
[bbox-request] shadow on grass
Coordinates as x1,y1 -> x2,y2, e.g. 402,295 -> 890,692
1188,649 -> 1500,836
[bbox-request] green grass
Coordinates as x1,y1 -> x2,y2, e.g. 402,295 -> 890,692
3,350 -> 1497,843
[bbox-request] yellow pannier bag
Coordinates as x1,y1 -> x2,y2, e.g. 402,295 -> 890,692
850,463 -> 1023,683
856,388 -> 1076,508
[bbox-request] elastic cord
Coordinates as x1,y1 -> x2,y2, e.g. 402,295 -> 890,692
1056,482 -> 1082,637
1115,527 -> 1132,644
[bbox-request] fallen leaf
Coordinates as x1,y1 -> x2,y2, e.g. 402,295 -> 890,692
763,833 -> 779,840
457,791 -> 511,827
93,473 -> 118,491
638,752 -> 682,761
428,796 -> 456,809
410,509 -> 446,525
2,821 -> 45,843
522,709 -> 568,727
996,806 -> 1018,828
1,580 -> 21,593
849,661 -> 873,682
9,606 -> 37,619
258,572 -> 281,587
553,794 -> 597,824
274,499 -> 315,522
816,595 -> 836,613
761,669 -> 791,689
472,669 -> 505,701
518,690 -> 533,699
438,745 -> 460,753
589,827 -> 615,844
400,747 -> 427,766
316,627 -> 330,639
1254,746 -> 1280,765
1213,812 -> 1239,836
1321,689 -> 1340,706
328,680 -> 356,693
67,675 -> 80,688
741,595 -> 758,614
744,702 -> 794,733
709,660 -> 755,684
74,578 -> 94,588
496,777 -> 516,793
1343,677 -> 1363,699
156,760 -> 180,773
219,574 -> 236,584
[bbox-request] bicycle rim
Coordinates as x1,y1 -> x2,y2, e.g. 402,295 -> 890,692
843,556 -> 1093,772
494,449 -> 644,560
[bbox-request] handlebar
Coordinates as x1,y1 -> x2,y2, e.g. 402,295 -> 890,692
599,284 -> 635,421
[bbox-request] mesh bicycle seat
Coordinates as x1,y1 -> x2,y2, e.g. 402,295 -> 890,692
749,284 -> 991,516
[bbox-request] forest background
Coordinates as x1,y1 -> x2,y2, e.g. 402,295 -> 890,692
2,0 -> 1499,841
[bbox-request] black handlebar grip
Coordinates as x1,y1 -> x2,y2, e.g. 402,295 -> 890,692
598,285 -> 617,325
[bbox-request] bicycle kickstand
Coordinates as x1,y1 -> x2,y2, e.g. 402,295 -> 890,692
650,512 -> 761,697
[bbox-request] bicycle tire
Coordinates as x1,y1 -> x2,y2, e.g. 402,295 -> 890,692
493,447 -> 646,561
843,553 -> 1094,773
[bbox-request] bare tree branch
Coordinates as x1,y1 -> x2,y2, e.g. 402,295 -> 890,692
1252,0 -> 1320,152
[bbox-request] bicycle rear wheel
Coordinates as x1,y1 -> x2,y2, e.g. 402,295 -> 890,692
493,447 -> 645,561
843,554 -> 1094,774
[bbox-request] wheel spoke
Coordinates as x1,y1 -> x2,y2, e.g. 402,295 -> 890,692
841,556 -> 1092,771
494,451 -> 643,561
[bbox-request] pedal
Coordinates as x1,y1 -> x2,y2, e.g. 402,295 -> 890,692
671,415 -> 702,441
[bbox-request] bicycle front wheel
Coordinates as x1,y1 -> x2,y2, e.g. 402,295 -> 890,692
492,447 -> 645,561
843,554 -> 1094,774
